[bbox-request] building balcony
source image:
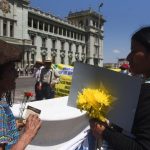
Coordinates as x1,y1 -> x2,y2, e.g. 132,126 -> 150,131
68,51 -> 73,59
75,52 -> 79,60
51,48 -> 57,57
93,54 -> 103,60
40,47 -> 48,56
60,50 -> 65,58
94,42 -> 99,46
31,47 -> 37,55
40,47 -> 47,51
81,53 -> 86,60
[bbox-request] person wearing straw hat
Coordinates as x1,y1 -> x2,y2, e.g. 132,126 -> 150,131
0,39 -> 41,150
39,57 -> 55,99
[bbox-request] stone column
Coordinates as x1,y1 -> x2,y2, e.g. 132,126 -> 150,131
37,20 -> 39,30
7,20 -> 10,37
90,19 -> 93,26
0,19 -> 3,36
31,18 -> 33,28
52,25 -> 54,33
42,22 -> 44,31
13,22 -> 17,38
83,35 -> 85,42
57,26 -> 59,34
13,2 -> 17,20
29,51 -> 32,66
48,24 -> 50,32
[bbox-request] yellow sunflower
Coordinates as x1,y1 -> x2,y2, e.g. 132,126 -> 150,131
76,86 -> 115,122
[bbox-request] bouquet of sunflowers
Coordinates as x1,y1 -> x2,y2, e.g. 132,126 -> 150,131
76,85 -> 115,122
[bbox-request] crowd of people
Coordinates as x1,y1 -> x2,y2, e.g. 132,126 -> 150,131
16,65 -> 34,77
15,58 -> 60,101
0,26 -> 150,150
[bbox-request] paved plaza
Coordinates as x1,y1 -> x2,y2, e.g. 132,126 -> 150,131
14,76 -> 36,104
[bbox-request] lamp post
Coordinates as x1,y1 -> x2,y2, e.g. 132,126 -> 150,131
97,2 -> 104,66
99,2 -> 103,13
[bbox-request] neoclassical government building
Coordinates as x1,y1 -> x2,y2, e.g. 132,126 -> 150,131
0,0 -> 105,67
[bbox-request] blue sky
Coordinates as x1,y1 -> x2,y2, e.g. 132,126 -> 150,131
30,0 -> 150,63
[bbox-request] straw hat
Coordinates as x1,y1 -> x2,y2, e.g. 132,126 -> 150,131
0,39 -> 23,65
44,56 -> 52,63
36,57 -> 43,64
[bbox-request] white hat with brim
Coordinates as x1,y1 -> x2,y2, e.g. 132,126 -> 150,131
44,57 -> 52,63
36,58 -> 43,64
45,60 -> 52,63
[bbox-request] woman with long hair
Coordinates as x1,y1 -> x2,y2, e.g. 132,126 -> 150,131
90,26 -> 150,150
0,40 -> 41,150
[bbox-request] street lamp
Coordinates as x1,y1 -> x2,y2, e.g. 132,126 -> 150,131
99,3 -> 103,13
97,2 -> 104,66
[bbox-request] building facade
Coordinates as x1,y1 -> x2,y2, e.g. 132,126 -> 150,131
0,0 -> 105,68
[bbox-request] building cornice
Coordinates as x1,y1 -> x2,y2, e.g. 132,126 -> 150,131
28,29 -> 85,45
13,0 -> 29,8
0,36 -> 32,46
28,7 -> 85,32
0,16 -> 17,22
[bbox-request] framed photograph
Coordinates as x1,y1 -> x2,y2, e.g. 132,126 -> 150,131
68,62 -> 142,132
22,105 -> 41,120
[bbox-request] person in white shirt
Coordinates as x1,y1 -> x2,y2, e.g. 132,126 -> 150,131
40,59 -> 56,99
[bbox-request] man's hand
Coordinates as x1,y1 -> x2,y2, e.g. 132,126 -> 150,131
89,119 -> 108,139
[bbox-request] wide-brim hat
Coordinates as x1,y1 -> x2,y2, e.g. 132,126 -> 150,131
44,58 -> 52,63
36,61 -> 43,65
0,39 -> 23,65
35,58 -> 43,64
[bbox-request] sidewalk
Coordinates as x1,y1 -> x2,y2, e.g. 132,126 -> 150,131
15,76 -> 35,103
18,75 -> 33,78
14,88 -> 35,104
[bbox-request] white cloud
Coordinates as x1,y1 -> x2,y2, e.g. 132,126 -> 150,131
112,49 -> 121,54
